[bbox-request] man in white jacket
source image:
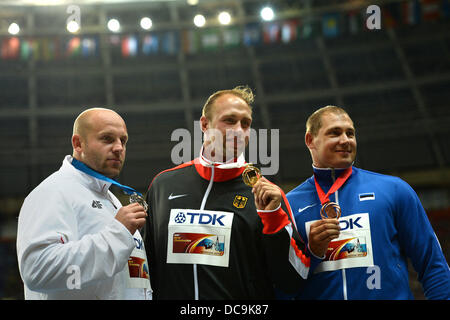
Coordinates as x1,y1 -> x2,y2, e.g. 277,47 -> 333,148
16,108 -> 151,299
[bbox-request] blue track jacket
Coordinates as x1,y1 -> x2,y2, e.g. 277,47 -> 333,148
285,166 -> 450,300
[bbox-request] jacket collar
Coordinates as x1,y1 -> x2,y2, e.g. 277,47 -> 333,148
61,155 -> 112,195
193,146 -> 247,182
311,164 -> 353,192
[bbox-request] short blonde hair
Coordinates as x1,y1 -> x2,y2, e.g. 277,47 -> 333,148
202,85 -> 254,120
306,105 -> 351,136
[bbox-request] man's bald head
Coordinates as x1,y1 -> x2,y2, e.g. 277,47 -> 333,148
73,108 -> 124,139
72,108 -> 128,178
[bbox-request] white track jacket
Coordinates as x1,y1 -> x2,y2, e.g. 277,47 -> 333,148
16,156 -> 151,300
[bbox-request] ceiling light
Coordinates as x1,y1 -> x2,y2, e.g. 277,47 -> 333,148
140,17 -> 152,30
107,18 -> 120,32
8,22 -> 20,35
66,20 -> 80,33
218,11 -> 231,25
260,7 -> 275,21
193,14 -> 206,27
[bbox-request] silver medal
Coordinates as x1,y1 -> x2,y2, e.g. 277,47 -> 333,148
129,193 -> 149,212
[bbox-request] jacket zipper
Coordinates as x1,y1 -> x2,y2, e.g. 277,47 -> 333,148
331,168 -> 348,300
193,165 -> 215,300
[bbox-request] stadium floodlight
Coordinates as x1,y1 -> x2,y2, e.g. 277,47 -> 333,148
66,20 -> 80,33
193,14 -> 206,27
260,7 -> 275,21
218,11 -> 231,25
140,17 -> 152,30
8,22 -> 20,35
107,18 -> 120,32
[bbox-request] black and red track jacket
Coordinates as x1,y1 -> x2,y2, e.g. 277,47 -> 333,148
143,155 -> 311,300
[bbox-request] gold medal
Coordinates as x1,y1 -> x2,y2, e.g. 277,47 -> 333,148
242,164 -> 261,187
320,201 -> 341,219
129,193 -> 149,212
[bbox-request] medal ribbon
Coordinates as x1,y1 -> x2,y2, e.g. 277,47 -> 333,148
314,167 -> 352,205
71,158 -> 143,197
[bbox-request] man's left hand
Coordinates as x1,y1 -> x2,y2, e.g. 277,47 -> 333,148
252,177 -> 282,211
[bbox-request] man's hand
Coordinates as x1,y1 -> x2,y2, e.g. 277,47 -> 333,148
308,219 -> 340,258
115,203 -> 147,235
252,177 -> 282,211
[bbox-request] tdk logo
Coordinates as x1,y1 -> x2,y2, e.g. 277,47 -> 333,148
174,212 -> 187,223
339,217 -> 363,231
174,211 -> 225,226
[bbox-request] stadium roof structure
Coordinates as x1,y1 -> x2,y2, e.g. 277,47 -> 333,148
0,0 -> 449,197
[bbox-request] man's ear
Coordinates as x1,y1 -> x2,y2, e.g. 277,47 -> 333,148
72,134 -> 83,153
200,115 -> 209,133
305,132 -> 315,150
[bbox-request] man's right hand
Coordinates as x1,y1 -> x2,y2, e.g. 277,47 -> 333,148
308,218 -> 340,258
115,203 -> 147,235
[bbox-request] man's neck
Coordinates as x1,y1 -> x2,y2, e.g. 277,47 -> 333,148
201,147 -> 238,164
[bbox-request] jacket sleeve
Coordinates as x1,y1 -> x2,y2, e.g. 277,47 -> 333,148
16,187 -> 136,293
393,178 -> 450,300
257,189 -> 311,294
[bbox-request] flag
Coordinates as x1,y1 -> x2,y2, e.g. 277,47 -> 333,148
31,39 -> 40,60
52,38 -> 61,60
1,37 -> 20,59
281,20 -> 299,43
161,31 -> 178,54
121,35 -> 138,57
142,34 -> 159,55
81,37 -> 98,57
300,18 -> 316,39
223,26 -> 241,48
243,23 -> 261,46
421,0 -> 441,21
322,13 -> 340,37
402,0 -> 421,25
41,38 -> 52,60
181,30 -> 200,54
383,3 -> 402,28
20,39 -> 34,60
263,23 -> 280,44
346,10 -> 362,35
66,37 -> 81,57
109,35 -> 120,47
201,28 -> 220,51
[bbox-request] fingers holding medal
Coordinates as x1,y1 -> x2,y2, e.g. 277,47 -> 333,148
244,165 -> 282,211
308,202 -> 342,257
308,217 -> 341,258
115,201 -> 148,235
129,193 -> 149,213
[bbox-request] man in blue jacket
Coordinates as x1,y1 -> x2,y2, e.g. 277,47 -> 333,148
286,105 -> 450,299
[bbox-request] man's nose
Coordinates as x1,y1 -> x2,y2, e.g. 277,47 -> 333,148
339,133 -> 350,144
235,121 -> 249,132
112,139 -> 124,152
228,125 -> 247,139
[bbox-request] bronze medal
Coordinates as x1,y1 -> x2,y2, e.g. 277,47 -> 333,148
242,164 -> 261,187
320,201 -> 341,219
314,167 -> 352,220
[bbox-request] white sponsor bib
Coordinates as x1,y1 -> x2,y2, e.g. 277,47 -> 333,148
306,213 -> 374,273
127,232 -> 151,289
167,209 -> 234,267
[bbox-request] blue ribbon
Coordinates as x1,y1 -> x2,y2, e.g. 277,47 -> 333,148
71,158 -> 143,197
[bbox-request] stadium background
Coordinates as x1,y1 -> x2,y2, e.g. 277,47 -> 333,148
0,0 -> 449,299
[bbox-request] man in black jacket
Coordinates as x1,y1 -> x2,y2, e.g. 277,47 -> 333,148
144,86 -> 339,299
